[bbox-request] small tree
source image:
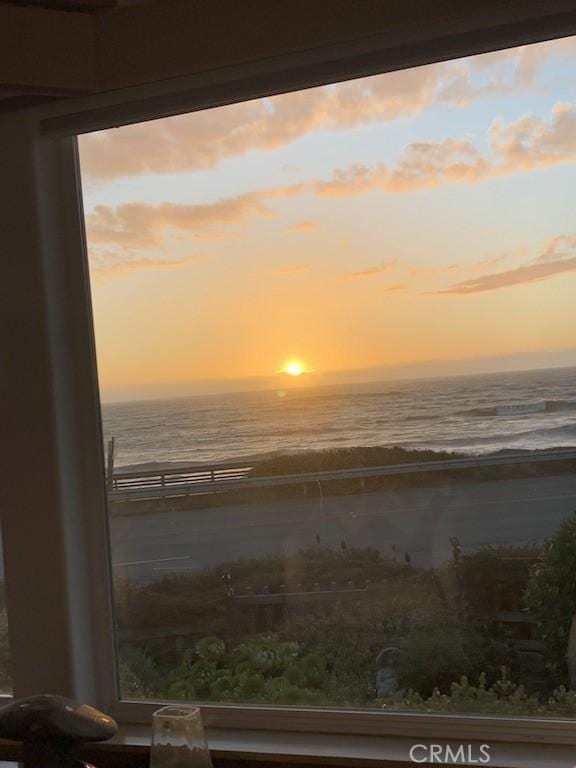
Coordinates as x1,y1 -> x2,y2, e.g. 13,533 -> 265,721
525,515 -> 576,685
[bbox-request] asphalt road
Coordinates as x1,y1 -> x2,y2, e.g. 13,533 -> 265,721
110,473 -> 576,583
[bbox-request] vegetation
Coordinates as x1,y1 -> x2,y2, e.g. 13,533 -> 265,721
251,446 -> 457,476
4,523 -> 576,715
525,515 -> 576,684
118,629 -> 576,716
113,541 -> 576,715
116,547 -> 420,638
458,547 -> 537,611
383,668 -> 576,716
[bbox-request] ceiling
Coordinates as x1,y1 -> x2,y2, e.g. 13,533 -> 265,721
0,0 -> 157,111
1,0 -> 576,118
0,0 -> 147,11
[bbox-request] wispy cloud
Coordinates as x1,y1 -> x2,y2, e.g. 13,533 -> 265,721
87,101 -> 576,253
468,255 -> 507,273
287,220 -> 319,233
79,39 -> 575,180
382,283 -> 407,292
90,252 -> 199,279
408,256 -> 506,282
434,235 -> 576,294
86,184 -> 304,250
276,263 -> 311,275
87,101 -> 576,279
342,260 -> 398,279
407,263 -> 458,279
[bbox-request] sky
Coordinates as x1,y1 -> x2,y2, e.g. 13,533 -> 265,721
78,36 -> 576,402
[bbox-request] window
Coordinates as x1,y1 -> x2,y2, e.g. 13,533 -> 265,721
76,34 -> 576,718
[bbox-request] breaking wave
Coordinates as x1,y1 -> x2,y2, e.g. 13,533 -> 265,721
462,399 -> 576,418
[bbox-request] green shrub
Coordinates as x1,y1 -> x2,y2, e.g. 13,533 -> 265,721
459,546 -> 539,614
525,515 -> 576,683
160,634 -> 331,705
251,447 -> 456,476
383,667 -> 576,716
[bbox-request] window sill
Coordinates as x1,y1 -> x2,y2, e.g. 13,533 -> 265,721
85,727 -> 576,767
2,726 -> 576,766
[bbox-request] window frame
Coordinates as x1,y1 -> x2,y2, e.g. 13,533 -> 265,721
2,10 -> 576,754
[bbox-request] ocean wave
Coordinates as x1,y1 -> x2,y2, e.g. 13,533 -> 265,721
103,368 -> 576,466
415,422 -> 576,450
461,399 -> 576,418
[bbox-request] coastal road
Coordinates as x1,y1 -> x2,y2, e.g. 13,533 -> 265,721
110,473 -> 576,583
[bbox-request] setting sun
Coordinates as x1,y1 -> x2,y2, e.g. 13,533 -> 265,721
283,360 -> 305,376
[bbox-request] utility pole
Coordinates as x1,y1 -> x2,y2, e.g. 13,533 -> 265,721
450,536 -> 464,616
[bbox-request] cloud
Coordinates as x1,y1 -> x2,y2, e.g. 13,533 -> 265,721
86,184 -> 304,249
489,101 -> 576,168
87,197 -> 264,248
433,38 -> 575,105
86,183 -> 308,277
468,255 -> 507,273
79,69 -> 437,179
435,258 -> 576,294
287,220 -> 319,233
90,252 -> 197,279
86,99 -> 576,278
277,263 -> 310,274
343,259 -> 398,279
434,235 -> 576,294
406,263 -> 458,279
409,256 -> 505,280
382,283 -> 407,292
79,39 -> 574,180
537,234 -> 576,262
314,139 -> 489,196
314,101 -> 576,196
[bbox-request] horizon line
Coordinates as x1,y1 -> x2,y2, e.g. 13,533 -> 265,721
100,358 -> 576,406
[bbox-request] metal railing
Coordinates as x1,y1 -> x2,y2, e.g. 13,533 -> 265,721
110,461 -> 254,493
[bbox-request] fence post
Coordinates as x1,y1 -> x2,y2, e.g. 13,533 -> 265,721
106,437 -> 115,491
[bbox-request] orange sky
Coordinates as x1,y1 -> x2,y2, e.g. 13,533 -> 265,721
79,36 -> 576,400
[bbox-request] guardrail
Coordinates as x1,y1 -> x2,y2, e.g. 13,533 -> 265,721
110,461 -> 254,493
108,448 -> 576,502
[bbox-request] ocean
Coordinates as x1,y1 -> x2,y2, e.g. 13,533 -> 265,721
101,366 -> 576,469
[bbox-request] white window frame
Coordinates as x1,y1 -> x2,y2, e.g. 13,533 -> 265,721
2,10 -> 576,758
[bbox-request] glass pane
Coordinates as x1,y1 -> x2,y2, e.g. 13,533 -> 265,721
79,34 -> 576,716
